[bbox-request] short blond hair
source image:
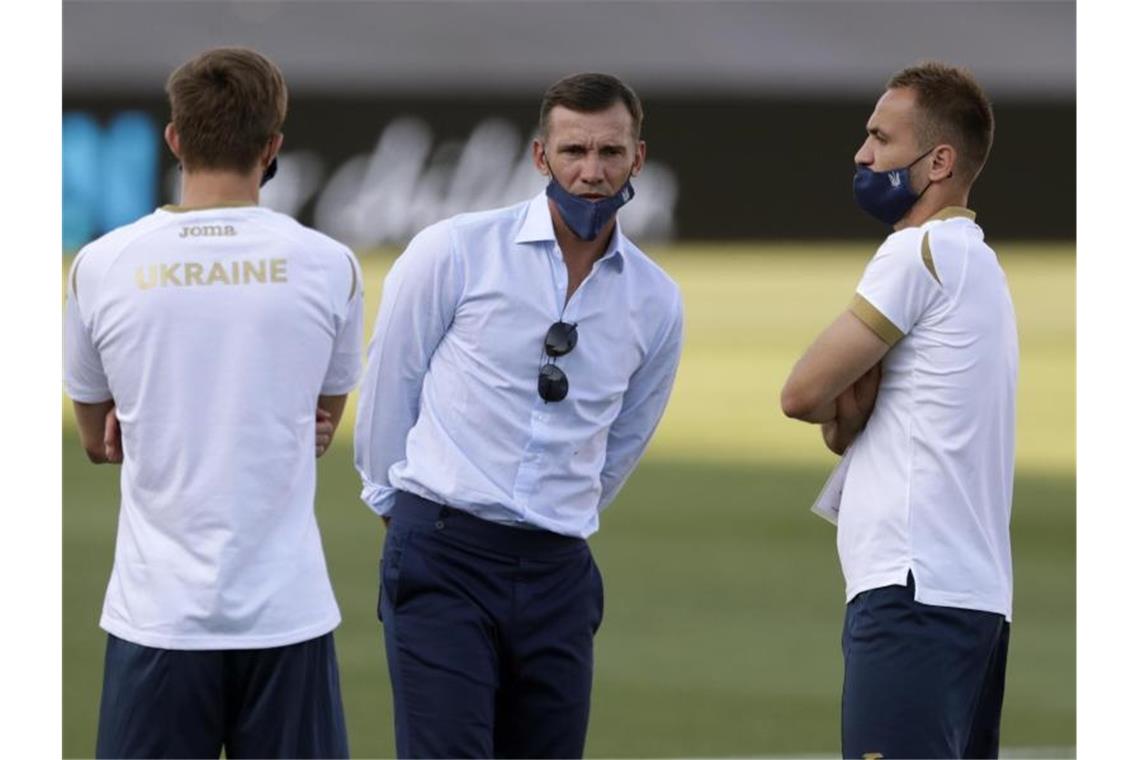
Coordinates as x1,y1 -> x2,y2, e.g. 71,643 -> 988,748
888,61 -> 995,183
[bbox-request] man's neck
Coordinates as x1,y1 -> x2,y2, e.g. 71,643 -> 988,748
895,185 -> 970,230
177,169 -> 260,209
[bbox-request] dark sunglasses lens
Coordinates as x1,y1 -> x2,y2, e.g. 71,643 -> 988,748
544,322 -> 578,357
538,363 -> 569,402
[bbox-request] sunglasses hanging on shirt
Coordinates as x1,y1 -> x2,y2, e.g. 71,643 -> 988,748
538,321 -> 578,403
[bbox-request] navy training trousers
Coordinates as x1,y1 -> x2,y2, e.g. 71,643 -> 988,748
95,631 -> 348,759
380,491 -> 604,759
841,573 -> 1010,759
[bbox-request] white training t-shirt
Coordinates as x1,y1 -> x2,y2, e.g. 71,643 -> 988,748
841,207 -> 1018,620
64,205 -> 364,649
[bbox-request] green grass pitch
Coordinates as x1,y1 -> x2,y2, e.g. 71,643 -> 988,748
62,242 -> 1074,756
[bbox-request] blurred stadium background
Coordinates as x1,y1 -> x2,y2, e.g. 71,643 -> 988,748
63,2 -> 1075,757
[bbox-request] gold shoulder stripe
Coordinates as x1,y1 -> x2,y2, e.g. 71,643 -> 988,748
850,294 -> 904,347
921,231 -> 941,285
341,249 -> 358,304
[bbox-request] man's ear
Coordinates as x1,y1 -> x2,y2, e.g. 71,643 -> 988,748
929,143 -> 957,182
263,133 -> 284,167
164,123 -> 181,161
532,138 -> 550,176
631,139 -> 647,178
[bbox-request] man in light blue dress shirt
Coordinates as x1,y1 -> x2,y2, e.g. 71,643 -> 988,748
354,73 -> 684,758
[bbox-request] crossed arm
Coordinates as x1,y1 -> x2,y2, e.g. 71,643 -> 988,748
73,396 -> 346,465
780,310 -> 891,455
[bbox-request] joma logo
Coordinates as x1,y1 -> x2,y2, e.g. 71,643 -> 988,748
179,225 -> 237,238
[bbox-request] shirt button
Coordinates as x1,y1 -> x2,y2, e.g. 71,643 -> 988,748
435,520 -> 445,530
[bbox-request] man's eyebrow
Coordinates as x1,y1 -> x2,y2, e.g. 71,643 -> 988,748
867,126 -> 888,140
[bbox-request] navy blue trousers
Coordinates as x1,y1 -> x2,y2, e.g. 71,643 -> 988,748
841,574 -> 1010,759
380,492 -> 604,759
95,631 -> 349,759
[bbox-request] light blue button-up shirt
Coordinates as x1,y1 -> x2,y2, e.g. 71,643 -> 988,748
353,192 -> 684,538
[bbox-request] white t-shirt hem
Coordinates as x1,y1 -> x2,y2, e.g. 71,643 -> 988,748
99,612 -> 341,651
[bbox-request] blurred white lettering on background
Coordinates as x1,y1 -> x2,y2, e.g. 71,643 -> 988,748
252,117 -> 678,248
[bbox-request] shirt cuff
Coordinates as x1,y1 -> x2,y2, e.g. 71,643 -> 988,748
360,479 -> 397,516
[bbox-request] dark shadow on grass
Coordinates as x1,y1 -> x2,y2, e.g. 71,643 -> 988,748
63,435 -> 1074,757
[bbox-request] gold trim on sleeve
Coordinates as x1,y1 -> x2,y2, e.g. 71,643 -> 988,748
921,231 -> 942,285
850,294 -> 904,347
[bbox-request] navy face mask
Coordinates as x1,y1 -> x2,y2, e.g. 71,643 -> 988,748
544,162 -> 635,241
852,147 -> 934,226
260,156 -> 278,188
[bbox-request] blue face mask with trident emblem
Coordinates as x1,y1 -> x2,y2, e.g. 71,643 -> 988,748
545,175 -> 635,241
852,147 -> 934,226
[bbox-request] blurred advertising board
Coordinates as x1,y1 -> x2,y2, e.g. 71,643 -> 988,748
63,96 -> 1074,250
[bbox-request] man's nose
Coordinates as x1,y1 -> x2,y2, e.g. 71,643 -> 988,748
854,140 -> 873,167
579,153 -> 604,183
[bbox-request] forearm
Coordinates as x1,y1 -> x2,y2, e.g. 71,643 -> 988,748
354,226 -> 460,512
352,329 -> 427,514
797,398 -> 837,425
599,437 -> 648,510
72,399 -> 116,464
353,371 -> 418,514
317,394 -> 348,432
600,305 -> 683,509
781,311 -> 889,421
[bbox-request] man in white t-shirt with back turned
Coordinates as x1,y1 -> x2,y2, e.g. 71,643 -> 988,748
64,47 -> 363,759
781,61 -> 1017,759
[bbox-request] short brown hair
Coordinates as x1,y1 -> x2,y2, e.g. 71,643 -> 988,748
888,61 -> 994,183
538,73 -> 644,140
165,47 -> 288,173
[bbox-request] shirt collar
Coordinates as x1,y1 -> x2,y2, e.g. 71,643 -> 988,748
159,202 -> 259,213
514,192 -> 626,273
929,206 -> 977,222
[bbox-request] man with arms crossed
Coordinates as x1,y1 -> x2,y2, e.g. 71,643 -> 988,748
781,62 -> 1016,759
64,47 -> 362,758
354,73 -> 683,758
